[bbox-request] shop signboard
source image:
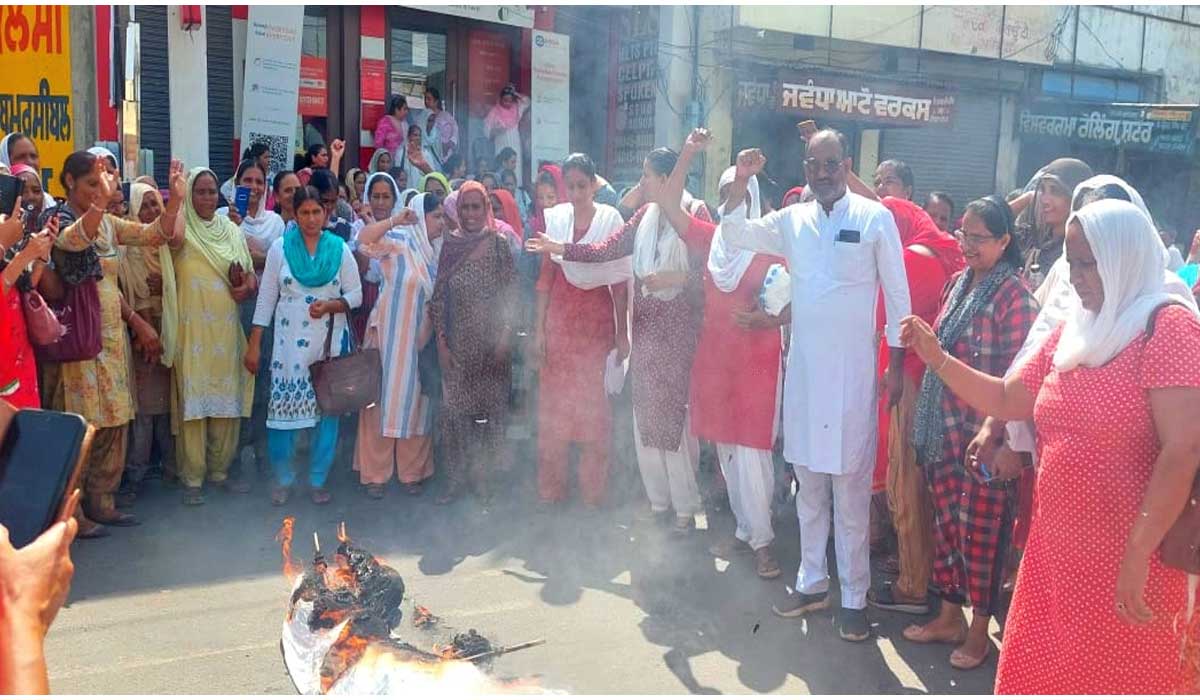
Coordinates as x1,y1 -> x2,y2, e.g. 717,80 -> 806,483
608,6 -> 658,185
1018,102 -> 1198,156
298,54 -> 327,117
530,30 -> 570,181
241,6 -> 305,174
0,5 -> 73,195
737,76 -> 956,128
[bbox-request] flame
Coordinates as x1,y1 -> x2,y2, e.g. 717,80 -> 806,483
412,604 -> 438,629
276,516 -> 301,580
343,644 -> 543,694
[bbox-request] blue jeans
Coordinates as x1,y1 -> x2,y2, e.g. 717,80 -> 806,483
268,416 -> 339,488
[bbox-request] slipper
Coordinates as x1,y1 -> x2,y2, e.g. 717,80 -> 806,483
902,622 -> 967,645
89,511 -> 141,527
404,482 -> 424,496
755,549 -> 782,579
182,487 -> 205,506
365,484 -> 386,500
77,522 -> 110,539
949,644 -> 992,670
271,486 -> 291,506
311,488 -> 332,505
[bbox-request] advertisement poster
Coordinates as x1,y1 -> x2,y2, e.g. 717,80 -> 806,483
1019,102 -> 1198,156
530,30 -> 570,180
467,30 -> 511,119
0,5 -> 73,196
240,6 -> 304,174
298,54 -> 327,117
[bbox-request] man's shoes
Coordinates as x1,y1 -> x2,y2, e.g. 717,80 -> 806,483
867,584 -> 931,615
772,590 -> 831,618
838,608 -> 871,642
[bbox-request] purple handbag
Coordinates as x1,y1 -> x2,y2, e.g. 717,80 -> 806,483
35,277 -> 102,362
21,289 -> 65,346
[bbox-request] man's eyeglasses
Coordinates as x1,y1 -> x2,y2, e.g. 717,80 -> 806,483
803,157 -> 843,174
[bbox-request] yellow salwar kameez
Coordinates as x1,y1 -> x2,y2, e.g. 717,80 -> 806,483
54,211 -> 167,516
171,168 -> 255,490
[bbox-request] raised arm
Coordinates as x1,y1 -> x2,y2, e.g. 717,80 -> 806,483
716,149 -> 786,257
356,209 -> 418,249
655,128 -> 709,239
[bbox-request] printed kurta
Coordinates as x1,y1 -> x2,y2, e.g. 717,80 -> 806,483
998,307 -> 1200,694
360,232 -> 435,438
720,192 -> 911,474
252,237 -> 362,430
54,214 -> 165,427
173,229 -> 255,422
680,215 -> 783,450
561,204 -> 711,451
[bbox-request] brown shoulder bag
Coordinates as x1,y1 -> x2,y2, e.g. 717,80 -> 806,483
309,308 -> 381,416
1146,302 -> 1200,573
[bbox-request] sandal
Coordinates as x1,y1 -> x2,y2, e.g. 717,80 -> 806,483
311,487 -> 332,505
754,548 -> 782,579
88,510 -> 141,527
182,487 -> 205,506
404,482 -> 424,496
867,584 -> 930,615
77,518 -> 110,539
708,535 -> 748,559
949,643 -> 992,670
271,486 -> 291,506
671,515 -> 694,535
366,484 -> 386,499
902,621 -> 968,645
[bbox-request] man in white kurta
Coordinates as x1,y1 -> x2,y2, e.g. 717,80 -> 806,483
718,131 -> 911,642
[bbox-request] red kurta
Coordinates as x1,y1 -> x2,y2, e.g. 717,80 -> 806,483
2,286 -> 40,409
682,216 -> 783,449
536,223 -> 619,444
997,306 -> 1200,694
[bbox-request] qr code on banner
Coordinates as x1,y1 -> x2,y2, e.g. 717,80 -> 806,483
246,132 -> 292,174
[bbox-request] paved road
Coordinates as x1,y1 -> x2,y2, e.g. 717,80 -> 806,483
44,459 -> 998,694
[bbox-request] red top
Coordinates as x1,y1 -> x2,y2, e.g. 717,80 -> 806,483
997,306 -> 1200,694
680,216 -> 785,449
535,222 -> 620,443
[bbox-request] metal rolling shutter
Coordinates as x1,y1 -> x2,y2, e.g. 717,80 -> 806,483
879,91 -> 1002,211
206,6 -> 234,178
138,6 -> 171,184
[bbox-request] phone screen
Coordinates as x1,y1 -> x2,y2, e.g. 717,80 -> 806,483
0,409 -> 89,548
235,186 -> 251,217
0,172 -> 21,216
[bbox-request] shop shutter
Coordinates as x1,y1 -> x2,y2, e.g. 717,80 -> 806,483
139,6 -> 171,185
879,92 -> 1003,212
206,6 -> 234,179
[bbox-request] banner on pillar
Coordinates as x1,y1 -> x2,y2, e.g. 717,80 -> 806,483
240,6 -> 304,174
530,30 -> 570,181
0,5 -> 73,196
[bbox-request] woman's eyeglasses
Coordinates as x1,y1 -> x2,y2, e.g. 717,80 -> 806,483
954,230 -> 997,247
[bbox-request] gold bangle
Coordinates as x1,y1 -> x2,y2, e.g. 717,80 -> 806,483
935,351 -> 952,374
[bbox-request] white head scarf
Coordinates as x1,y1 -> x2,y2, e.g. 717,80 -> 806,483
1053,199 -> 1199,371
543,201 -> 629,290
365,172 -> 437,295
87,146 -> 119,174
0,133 -> 15,167
128,182 -> 158,220
708,166 -> 760,293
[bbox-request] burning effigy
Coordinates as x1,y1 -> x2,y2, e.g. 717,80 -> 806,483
277,518 -> 545,694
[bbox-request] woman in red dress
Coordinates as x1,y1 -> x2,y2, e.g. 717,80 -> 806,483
868,197 -> 964,615
901,198 -> 1200,693
531,153 -> 629,507
0,204 -> 55,409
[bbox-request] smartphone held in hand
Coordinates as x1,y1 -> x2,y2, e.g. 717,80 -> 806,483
0,408 -> 93,548
234,186 -> 251,217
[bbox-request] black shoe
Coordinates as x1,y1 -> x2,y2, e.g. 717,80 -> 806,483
772,590 -> 831,618
867,585 -> 931,615
838,608 -> 871,642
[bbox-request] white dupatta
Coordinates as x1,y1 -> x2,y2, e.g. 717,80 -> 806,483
544,202 -> 630,290
632,192 -> 698,301
708,166 -> 760,293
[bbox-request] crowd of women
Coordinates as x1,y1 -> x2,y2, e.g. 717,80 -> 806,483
1,107 -> 1197,693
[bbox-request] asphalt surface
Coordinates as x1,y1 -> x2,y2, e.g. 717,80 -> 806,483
44,453 -> 999,694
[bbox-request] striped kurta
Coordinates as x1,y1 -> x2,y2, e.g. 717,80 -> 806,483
360,233 -> 436,438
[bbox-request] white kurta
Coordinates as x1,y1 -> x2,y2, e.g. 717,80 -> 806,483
721,191 -> 911,475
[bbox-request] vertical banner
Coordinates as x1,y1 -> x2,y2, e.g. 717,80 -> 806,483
240,6 -> 304,174
530,30 -> 570,181
298,55 -> 328,117
0,5 -> 73,196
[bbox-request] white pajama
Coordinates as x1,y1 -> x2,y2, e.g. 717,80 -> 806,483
634,410 -> 701,517
716,443 -> 775,550
793,462 -> 873,610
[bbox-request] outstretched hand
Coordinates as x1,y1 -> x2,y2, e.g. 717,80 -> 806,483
524,232 -> 563,256
735,149 -> 766,180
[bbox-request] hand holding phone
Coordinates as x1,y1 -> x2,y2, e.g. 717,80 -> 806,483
0,407 -> 93,549
234,186 -> 251,218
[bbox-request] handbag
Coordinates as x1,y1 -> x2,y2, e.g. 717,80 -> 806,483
22,289 -> 65,346
1145,302 -> 1200,573
309,309 -> 381,416
36,277 -> 102,362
